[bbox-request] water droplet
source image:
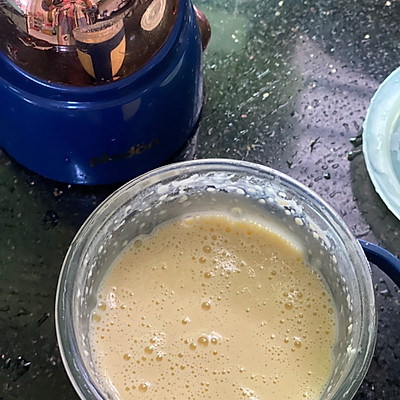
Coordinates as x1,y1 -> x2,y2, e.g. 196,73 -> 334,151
43,210 -> 59,229
347,149 -> 362,161
349,132 -> 363,147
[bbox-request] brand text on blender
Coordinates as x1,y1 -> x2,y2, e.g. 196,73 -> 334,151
90,139 -> 159,167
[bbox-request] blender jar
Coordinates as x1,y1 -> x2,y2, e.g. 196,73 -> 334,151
0,0 -> 182,85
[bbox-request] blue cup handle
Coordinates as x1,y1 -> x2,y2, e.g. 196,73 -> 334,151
358,239 -> 400,287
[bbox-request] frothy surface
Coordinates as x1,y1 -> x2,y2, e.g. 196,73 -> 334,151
90,213 -> 336,399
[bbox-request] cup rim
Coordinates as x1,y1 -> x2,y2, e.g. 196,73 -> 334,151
55,158 -> 377,400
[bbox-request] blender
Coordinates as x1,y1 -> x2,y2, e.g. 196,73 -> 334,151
0,0 -> 211,184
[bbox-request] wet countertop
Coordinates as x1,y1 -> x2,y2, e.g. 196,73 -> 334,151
1,0 -> 399,398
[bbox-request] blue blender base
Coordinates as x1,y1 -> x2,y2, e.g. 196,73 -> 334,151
0,0 -> 203,185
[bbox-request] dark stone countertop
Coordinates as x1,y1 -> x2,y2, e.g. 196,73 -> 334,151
0,0 -> 399,398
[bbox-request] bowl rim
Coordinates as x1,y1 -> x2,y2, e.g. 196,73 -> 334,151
55,158 -> 377,400
363,65 -> 400,221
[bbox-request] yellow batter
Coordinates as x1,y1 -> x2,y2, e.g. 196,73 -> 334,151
90,212 -> 336,399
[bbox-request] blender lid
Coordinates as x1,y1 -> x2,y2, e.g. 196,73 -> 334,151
0,0 -> 179,85
363,65 -> 400,221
